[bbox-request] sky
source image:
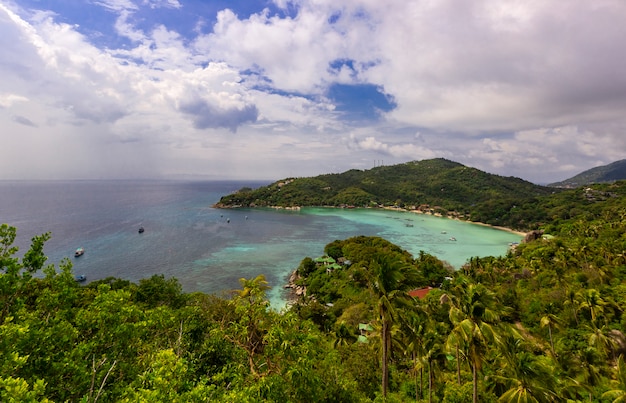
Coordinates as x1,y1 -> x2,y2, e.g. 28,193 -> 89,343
1,0 -> 626,183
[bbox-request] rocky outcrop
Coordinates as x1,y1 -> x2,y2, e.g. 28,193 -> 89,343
523,230 -> 544,243
284,270 -> 306,299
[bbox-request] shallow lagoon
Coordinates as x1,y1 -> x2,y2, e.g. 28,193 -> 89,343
204,206 -> 523,307
302,207 -> 522,268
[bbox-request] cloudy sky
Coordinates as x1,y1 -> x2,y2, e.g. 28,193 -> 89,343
1,0 -> 625,183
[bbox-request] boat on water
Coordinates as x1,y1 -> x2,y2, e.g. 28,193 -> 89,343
74,247 -> 85,257
138,227 -> 145,234
74,275 -> 86,282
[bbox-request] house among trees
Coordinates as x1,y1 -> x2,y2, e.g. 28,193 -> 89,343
357,323 -> 374,343
314,255 -> 335,265
315,255 -> 342,273
408,286 -> 433,299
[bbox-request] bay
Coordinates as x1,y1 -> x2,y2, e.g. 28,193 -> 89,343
0,180 -> 523,307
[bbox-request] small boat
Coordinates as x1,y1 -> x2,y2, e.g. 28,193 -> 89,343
405,223 -> 414,227
449,237 -> 457,241
138,227 -> 145,234
74,247 -> 85,257
74,275 -> 86,282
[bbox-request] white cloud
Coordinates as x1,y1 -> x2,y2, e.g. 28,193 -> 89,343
92,0 -> 137,12
1,0 -> 626,182
143,0 -> 181,9
345,132 -> 438,161
193,6 -> 356,93
0,93 -> 28,108
462,126 -> 625,182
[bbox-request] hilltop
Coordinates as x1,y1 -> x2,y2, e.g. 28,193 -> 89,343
549,159 -> 626,188
214,158 -> 555,230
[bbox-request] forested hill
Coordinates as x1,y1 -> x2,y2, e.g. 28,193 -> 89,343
549,159 -> 626,188
215,158 -> 555,228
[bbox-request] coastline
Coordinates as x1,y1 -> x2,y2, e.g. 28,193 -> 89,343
211,203 -> 528,237
214,201 -> 529,238
215,202 -> 529,238
379,205 -> 528,237
468,220 -> 527,237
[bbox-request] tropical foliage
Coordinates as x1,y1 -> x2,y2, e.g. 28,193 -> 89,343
4,175 -> 626,401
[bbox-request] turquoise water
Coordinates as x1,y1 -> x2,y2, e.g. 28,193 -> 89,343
304,207 -> 521,268
0,181 -> 522,308
267,207 -> 522,307
199,207 -> 522,307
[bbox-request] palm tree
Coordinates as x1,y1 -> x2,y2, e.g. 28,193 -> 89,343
403,311 -> 428,401
368,251 -> 419,398
422,327 -> 446,403
443,276 -> 468,386
332,321 -> 357,348
540,312 -> 561,357
576,347 -> 605,401
232,274 -> 271,376
492,334 -> 559,402
587,323 -> 618,362
563,287 -> 579,326
577,289 -> 607,325
602,355 -> 626,402
404,306 -> 447,403
236,274 -> 270,303
446,276 -> 503,403
496,353 -> 558,402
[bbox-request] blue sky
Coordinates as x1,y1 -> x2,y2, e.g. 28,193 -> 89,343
1,0 -> 626,182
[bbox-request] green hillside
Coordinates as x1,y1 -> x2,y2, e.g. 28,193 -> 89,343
215,158 -> 555,229
550,159 -> 626,188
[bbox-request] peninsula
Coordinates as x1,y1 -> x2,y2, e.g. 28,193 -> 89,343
214,158 -> 555,231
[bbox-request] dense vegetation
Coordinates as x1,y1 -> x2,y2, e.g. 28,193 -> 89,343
215,160 -> 626,232
214,158 -> 555,231
0,224 -> 363,402
4,179 -> 626,401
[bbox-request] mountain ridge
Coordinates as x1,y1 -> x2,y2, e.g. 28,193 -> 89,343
549,159 -> 626,187
215,158 -> 556,229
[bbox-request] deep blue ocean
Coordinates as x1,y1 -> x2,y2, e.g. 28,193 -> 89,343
0,180 -> 522,307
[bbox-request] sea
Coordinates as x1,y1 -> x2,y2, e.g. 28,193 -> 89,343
0,180 -> 523,308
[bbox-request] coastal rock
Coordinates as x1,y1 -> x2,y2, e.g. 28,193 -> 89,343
284,270 -> 306,299
523,230 -> 544,243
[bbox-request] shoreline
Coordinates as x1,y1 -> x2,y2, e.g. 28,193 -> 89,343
379,205 -> 528,237
215,202 -> 529,237
468,220 -> 526,237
